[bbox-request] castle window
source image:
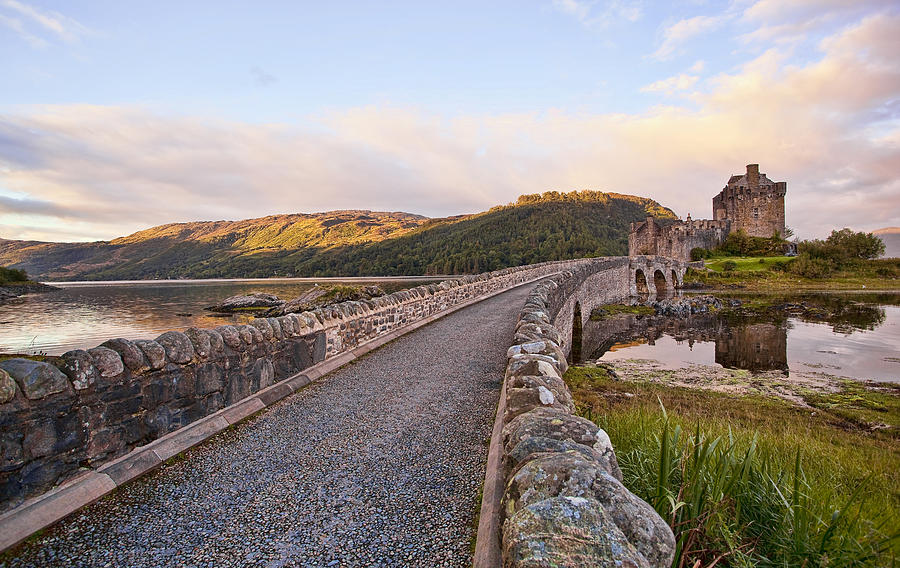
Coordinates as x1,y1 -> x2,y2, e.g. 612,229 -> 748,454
753,207 -> 759,219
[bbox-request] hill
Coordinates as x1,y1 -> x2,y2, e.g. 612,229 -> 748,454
0,191 -> 676,280
873,227 -> 900,258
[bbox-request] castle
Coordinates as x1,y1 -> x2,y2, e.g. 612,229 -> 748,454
629,164 -> 787,261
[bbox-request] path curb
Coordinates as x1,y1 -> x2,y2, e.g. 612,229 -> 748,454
0,273 -> 555,554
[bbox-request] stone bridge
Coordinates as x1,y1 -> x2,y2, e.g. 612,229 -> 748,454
0,255 -> 687,567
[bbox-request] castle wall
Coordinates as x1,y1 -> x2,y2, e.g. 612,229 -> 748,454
629,218 -> 729,262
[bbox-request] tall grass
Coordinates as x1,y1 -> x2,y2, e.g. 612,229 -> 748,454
585,404 -> 899,567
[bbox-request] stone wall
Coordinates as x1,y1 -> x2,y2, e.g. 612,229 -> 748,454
629,216 -> 730,261
0,259 -> 592,513
496,259 -> 677,567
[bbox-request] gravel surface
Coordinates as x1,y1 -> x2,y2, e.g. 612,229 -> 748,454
2,284 -> 534,568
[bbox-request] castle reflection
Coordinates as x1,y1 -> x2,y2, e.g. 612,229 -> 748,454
585,313 -> 788,372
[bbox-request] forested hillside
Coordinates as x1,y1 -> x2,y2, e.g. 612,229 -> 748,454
0,191 -> 676,280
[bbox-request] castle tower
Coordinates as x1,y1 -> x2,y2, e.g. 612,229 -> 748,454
712,164 -> 786,237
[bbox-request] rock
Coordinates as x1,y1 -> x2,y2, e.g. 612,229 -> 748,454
101,338 -> 148,373
267,318 -> 283,340
503,407 -> 608,457
216,325 -> 243,349
279,316 -> 295,337
0,359 -> 70,400
249,318 -> 274,341
155,331 -> 195,365
184,328 -> 212,361
88,347 -> 125,378
505,452 -> 674,567
59,349 -> 100,390
134,340 -> 167,370
0,369 -> 16,403
205,292 -> 285,313
507,436 -> 621,481
267,285 -> 386,317
506,355 -> 562,380
206,329 -> 225,357
503,496 -> 648,568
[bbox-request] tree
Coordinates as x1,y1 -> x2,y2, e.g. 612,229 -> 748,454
825,228 -> 885,260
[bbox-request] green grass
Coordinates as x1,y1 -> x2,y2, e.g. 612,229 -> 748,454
564,366 -> 900,567
704,256 -> 794,273
589,304 -> 655,321
684,259 -> 900,291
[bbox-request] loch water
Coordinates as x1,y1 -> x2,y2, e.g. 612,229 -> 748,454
591,292 -> 900,383
0,278 -> 440,356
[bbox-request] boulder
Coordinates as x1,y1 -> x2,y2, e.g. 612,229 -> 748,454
59,349 -> 100,390
249,318 -> 274,341
101,338 -> 148,373
184,328 -> 212,361
503,496 -> 648,568
505,452 -> 674,567
155,331 -> 195,364
503,408 -> 611,459
205,292 -> 284,313
0,369 -> 16,403
507,436 -> 621,481
0,358 -> 70,400
216,325 -> 243,349
134,339 -> 167,370
88,347 -> 125,378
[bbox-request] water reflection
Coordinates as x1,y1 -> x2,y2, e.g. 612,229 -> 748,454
586,292 -> 900,383
0,278 -> 439,355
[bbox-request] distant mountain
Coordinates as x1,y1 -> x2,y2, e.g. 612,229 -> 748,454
0,192 -> 676,280
873,227 -> 900,258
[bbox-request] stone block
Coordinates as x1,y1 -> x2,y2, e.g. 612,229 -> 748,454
98,449 -> 161,486
0,369 -> 17,404
150,416 -> 229,462
101,338 -> 148,373
184,328 -> 212,362
0,472 -> 116,552
58,350 -> 99,391
0,359 -> 70,400
155,331 -> 195,365
88,347 -> 125,378
134,340 -> 167,370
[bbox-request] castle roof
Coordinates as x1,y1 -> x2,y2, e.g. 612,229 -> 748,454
726,172 -> 776,187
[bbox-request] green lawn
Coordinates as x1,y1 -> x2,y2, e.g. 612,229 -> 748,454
704,256 -> 794,272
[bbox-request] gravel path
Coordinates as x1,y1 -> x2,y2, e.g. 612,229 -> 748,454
2,284 -> 534,568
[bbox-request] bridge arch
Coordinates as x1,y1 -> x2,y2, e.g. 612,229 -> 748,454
571,301 -> 583,363
634,269 -> 649,301
653,269 -> 668,299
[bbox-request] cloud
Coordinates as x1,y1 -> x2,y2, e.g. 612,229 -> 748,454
0,12 -> 46,47
640,73 -> 699,94
250,66 -> 277,87
738,0 -> 897,45
0,12 -> 898,241
651,15 -> 726,60
551,0 -> 642,27
1,0 -> 88,46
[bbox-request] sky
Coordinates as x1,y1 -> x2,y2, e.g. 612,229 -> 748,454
1,0 -> 898,242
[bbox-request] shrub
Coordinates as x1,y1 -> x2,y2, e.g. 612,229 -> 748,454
690,247 -> 709,261
0,266 -> 28,283
721,260 -> 737,272
789,255 -> 833,278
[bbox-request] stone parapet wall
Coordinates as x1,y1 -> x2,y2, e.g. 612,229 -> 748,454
0,259 -> 590,513
496,261 -> 676,567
